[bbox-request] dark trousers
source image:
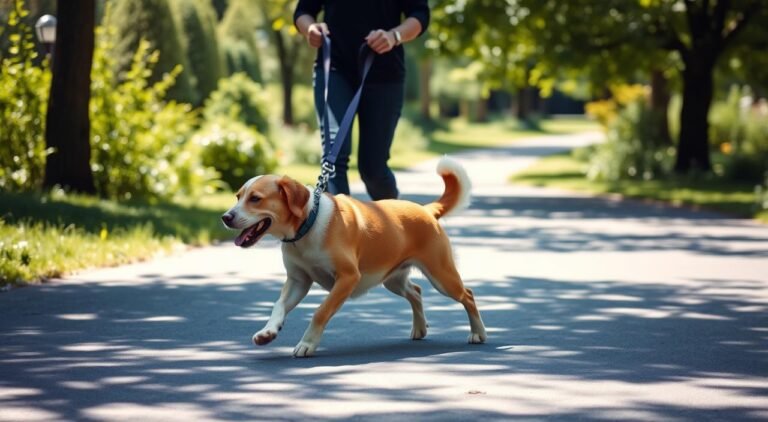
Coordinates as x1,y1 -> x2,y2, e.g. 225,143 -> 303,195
313,67 -> 403,200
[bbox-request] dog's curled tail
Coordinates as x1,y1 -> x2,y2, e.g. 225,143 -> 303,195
424,156 -> 472,220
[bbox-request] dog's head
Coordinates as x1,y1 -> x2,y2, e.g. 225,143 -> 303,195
221,175 -> 310,247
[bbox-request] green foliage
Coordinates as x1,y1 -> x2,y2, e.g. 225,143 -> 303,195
203,72 -> 271,135
218,0 -> 262,81
0,189 -> 233,285
0,0 -> 50,192
90,18 -> 217,200
193,117 -> 277,190
756,173 -> 768,212
107,0 -> 197,104
170,0 -> 224,104
710,86 -> 768,182
587,99 -> 675,182
274,124 -> 322,166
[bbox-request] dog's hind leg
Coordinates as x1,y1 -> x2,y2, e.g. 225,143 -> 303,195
384,271 -> 428,340
418,254 -> 487,344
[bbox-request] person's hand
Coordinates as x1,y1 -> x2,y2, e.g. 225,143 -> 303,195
306,23 -> 330,49
366,29 -> 397,54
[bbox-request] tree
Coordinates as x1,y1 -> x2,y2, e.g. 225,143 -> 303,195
218,0 -> 263,82
170,0 -> 224,105
261,0 -> 305,126
108,0 -> 196,104
43,0 -> 96,193
432,0 -> 768,174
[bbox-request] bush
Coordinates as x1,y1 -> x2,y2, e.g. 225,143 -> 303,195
193,117 -> 277,190
587,99 -> 674,181
756,172 -> 768,212
709,86 -> 768,182
108,0 -> 197,104
0,0 -> 51,191
203,72 -> 270,136
170,0 -> 224,105
274,124 -> 322,166
90,15 -> 217,200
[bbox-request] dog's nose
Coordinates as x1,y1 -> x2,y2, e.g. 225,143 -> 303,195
221,212 -> 235,227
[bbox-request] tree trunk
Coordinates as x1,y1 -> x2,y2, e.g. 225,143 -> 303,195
515,86 -> 529,121
43,0 -> 96,194
274,31 -> 294,126
475,96 -> 489,122
675,56 -> 714,173
649,69 -> 671,147
419,57 -> 432,121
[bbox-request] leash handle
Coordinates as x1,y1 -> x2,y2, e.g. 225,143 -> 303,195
317,35 -> 375,193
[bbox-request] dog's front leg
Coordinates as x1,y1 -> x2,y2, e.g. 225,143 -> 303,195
293,263 -> 359,358
253,272 -> 311,346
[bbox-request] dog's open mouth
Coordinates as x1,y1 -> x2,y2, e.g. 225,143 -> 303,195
234,218 -> 272,248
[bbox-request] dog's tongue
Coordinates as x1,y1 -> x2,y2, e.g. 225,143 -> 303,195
234,226 -> 255,246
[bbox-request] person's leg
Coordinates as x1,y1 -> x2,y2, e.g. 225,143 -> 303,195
313,67 -> 355,195
357,82 -> 404,200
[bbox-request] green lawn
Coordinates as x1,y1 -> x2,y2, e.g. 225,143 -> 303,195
511,148 -> 768,222
1,116 -> 598,286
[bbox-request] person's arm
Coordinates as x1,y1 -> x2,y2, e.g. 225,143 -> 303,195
294,0 -> 326,49
366,0 -> 430,54
366,17 -> 422,54
296,14 -> 329,49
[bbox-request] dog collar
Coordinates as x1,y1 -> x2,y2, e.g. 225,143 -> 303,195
282,189 -> 322,243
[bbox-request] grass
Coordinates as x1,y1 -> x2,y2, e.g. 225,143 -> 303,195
0,190 -> 233,286
1,115 -> 598,286
511,147 -> 768,222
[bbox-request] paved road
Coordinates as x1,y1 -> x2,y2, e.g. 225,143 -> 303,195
2,132 -> 768,421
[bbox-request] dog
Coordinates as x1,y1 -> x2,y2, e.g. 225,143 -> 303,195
221,157 -> 487,357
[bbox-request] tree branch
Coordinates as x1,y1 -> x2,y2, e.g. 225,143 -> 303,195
720,2 -> 761,50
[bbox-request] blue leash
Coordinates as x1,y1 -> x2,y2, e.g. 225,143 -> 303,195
316,35 -> 375,193
283,35 -> 374,243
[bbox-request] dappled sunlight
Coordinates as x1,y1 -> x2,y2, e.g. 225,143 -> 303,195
1,188 -> 767,420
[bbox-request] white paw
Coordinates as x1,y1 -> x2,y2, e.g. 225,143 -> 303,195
468,331 -> 487,344
411,325 -> 427,340
252,328 -> 278,346
293,341 -> 317,358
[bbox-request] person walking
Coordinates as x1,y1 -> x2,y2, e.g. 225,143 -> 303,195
294,0 -> 430,200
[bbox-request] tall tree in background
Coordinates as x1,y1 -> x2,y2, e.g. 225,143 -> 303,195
43,0 -> 96,193
171,0 -> 224,105
109,0 -> 196,104
262,0 -> 304,126
433,0 -> 768,174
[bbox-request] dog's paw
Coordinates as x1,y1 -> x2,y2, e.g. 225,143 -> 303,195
411,325 -> 427,340
252,328 -> 278,346
292,341 -> 317,358
468,331 -> 487,344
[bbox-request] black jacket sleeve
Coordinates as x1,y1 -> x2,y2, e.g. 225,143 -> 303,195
402,0 -> 430,35
294,0 -> 322,27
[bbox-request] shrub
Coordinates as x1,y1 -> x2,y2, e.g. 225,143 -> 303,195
709,86 -> 768,182
90,16 -> 217,200
0,0 -> 51,191
170,0 -> 224,105
587,99 -> 674,181
193,117 -> 277,190
203,72 -> 270,136
108,0 -> 197,104
274,124 -> 322,166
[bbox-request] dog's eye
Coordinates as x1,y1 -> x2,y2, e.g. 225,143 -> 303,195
249,195 -> 261,203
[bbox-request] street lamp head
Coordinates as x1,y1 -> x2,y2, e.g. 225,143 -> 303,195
35,14 -> 57,47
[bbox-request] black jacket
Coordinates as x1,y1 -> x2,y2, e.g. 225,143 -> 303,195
294,0 -> 430,84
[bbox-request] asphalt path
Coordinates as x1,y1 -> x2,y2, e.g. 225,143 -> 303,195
2,132 -> 768,421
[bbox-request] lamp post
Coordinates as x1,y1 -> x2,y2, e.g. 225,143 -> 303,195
34,14 -> 57,56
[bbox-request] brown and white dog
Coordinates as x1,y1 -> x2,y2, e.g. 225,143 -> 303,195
221,157 -> 487,357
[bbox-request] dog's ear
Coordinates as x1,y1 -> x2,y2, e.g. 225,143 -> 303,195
277,176 -> 310,220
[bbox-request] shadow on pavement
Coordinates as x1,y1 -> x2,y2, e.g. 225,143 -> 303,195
1,193 -> 767,420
